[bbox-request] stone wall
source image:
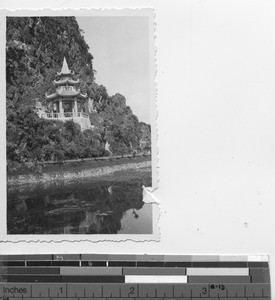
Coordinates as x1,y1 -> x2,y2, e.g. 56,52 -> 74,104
8,160 -> 151,187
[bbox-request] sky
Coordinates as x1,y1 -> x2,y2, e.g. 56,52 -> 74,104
76,16 -> 151,124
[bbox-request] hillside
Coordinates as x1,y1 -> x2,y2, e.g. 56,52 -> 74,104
6,17 -> 151,172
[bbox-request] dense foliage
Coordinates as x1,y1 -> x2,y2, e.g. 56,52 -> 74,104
7,17 -> 151,173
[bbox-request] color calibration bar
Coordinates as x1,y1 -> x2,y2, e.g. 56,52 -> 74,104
0,254 -> 271,299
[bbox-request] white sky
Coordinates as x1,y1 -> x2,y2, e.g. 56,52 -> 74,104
76,16 -> 150,124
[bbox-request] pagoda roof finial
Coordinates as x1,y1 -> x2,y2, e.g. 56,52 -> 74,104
57,57 -> 73,76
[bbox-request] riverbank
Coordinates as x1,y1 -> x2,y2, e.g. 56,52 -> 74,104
8,156 -> 151,188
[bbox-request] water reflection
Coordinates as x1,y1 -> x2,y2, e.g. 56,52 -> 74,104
7,177 -> 152,235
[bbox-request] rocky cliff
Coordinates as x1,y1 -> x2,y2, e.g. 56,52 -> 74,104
6,17 -> 151,172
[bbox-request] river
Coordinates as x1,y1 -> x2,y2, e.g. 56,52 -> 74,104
7,171 -> 152,235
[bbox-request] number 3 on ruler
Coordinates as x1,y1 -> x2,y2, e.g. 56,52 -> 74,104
202,287 -> 208,295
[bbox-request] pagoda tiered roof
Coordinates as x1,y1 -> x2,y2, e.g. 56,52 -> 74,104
54,78 -> 79,85
57,57 -> 74,76
46,86 -> 87,100
45,57 -> 87,101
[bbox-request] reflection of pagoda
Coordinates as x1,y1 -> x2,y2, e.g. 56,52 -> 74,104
43,57 -> 92,130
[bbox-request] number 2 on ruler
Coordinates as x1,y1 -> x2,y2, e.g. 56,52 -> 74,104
128,286 -> 135,297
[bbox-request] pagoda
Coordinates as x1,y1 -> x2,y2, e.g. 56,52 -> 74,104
44,57 -> 92,130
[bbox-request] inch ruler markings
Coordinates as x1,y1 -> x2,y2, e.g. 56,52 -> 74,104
0,254 -> 271,299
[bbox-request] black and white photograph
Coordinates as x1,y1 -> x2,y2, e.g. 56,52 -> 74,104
6,10 -> 157,237
1,0 -> 275,293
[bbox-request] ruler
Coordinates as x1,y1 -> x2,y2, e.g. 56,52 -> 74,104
0,254 -> 271,299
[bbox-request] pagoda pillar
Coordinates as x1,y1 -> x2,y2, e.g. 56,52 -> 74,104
59,99 -> 64,117
74,99 -> 78,117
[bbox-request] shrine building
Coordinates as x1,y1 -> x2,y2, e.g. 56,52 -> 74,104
42,57 -> 92,131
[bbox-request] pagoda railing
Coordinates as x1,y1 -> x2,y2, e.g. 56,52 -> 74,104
80,112 -> 89,118
45,112 -> 89,119
64,112 -> 73,118
46,113 -> 59,119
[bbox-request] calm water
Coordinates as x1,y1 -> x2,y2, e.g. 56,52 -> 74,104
7,176 -> 152,235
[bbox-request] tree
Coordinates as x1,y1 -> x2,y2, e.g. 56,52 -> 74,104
6,16 -> 151,172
